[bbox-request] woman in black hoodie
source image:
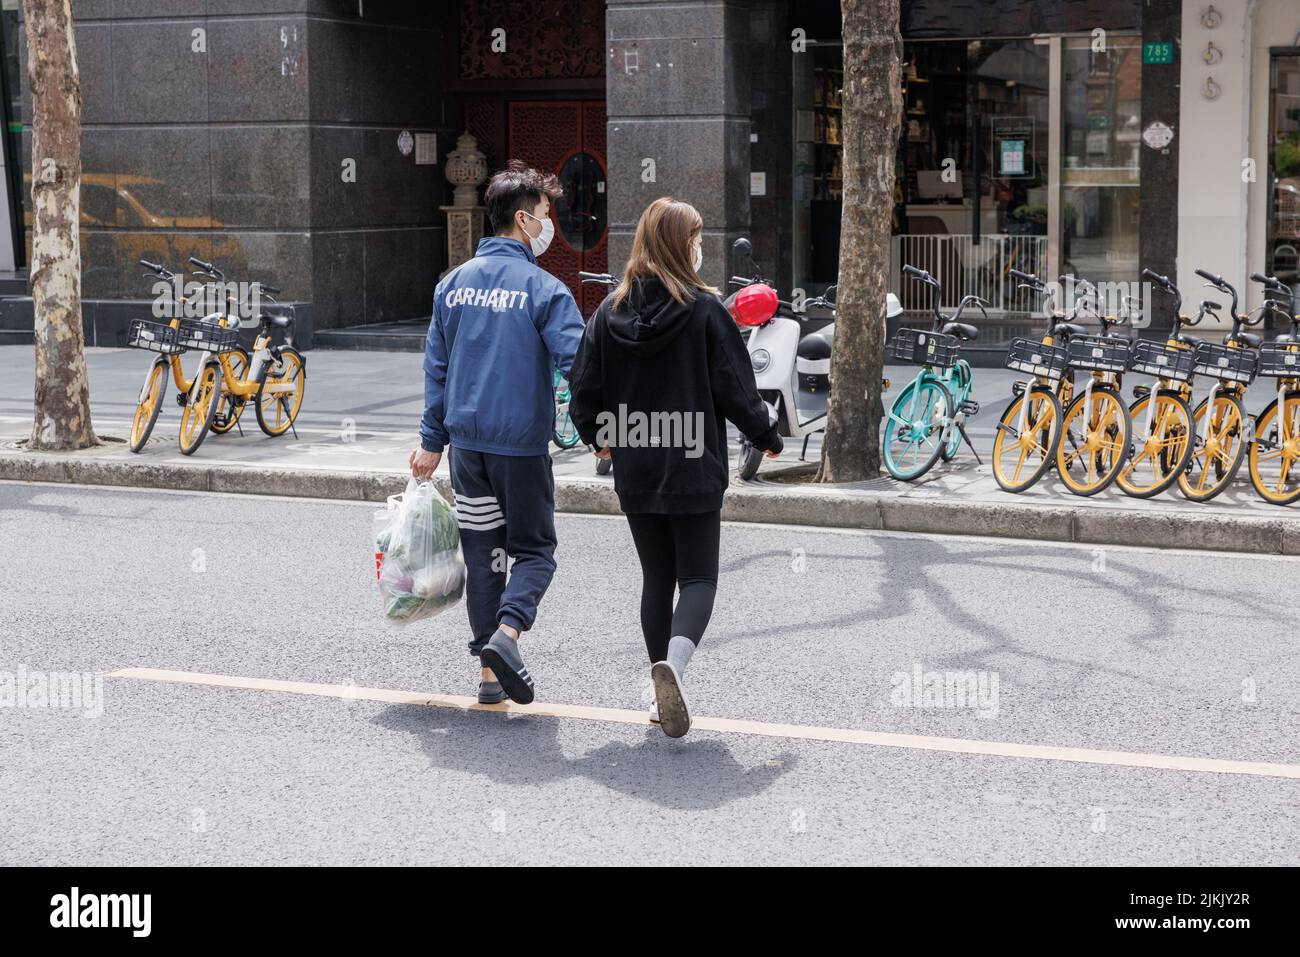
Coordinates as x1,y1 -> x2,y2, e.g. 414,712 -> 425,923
568,197 -> 782,738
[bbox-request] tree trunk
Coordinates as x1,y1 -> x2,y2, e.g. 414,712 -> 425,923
815,0 -> 901,482
23,0 -> 96,451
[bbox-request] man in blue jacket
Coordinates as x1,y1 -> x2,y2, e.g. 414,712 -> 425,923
411,160 -> 584,706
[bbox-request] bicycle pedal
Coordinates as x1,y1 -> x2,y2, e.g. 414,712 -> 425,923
959,399 -> 980,415
174,392 -> 188,408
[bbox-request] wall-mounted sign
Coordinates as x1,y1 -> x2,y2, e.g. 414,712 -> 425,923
991,116 -> 1034,178
414,133 -> 437,165
1142,121 -> 1175,150
1143,41 -> 1174,65
397,129 -> 414,156
750,172 -> 767,196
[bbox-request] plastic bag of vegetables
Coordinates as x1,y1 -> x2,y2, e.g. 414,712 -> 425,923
374,478 -> 465,625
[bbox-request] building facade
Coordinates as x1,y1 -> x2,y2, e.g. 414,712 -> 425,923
0,0 -> 1298,348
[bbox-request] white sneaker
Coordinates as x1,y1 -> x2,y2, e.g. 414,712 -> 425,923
650,661 -> 691,738
648,699 -> 661,724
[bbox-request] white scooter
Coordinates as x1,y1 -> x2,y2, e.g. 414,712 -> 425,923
726,238 -> 902,480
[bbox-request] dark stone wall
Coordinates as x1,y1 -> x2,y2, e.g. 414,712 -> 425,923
605,0 -> 752,290
748,0 -> 794,290
21,0 -> 458,333
1140,0 -> 1181,334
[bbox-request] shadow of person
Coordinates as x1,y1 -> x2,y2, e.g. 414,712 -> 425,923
372,703 -> 795,811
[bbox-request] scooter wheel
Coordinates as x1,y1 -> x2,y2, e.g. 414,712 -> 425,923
738,440 -> 763,480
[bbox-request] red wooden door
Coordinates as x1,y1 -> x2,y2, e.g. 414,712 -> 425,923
508,100 -> 608,315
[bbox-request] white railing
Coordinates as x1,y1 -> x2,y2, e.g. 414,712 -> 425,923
891,234 -> 1048,315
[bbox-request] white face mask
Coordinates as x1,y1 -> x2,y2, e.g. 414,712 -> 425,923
522,210 -> 554,257
693,242 -> 703,273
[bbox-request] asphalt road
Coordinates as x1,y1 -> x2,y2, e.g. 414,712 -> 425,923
1,482 -> 1297,865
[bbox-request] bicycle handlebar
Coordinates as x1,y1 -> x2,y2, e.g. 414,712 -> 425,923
188,256 -> 224,281
902,264 -> 938,287
1249,272 -> 1297,324
579,271 -> 617,285
139,259 -> 174,280
1142,267 -> 1182,314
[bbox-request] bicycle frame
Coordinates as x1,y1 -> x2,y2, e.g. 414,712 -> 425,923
892,363 -> 971,438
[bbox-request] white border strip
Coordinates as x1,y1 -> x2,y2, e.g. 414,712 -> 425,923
107,667 -> 1300,780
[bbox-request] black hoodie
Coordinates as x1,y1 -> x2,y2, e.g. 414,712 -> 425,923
568,277 -> 782,513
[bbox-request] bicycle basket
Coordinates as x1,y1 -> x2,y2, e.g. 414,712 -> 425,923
887,328 -> 959,368
1067,334 -> 1131,374
177,318 -> 238,353
1192,341 -> 1257,384
1257,341 -> 1300,378
127,319 -> 184,356
1004,337 -> 1068,381
1127,339 -> 1195,382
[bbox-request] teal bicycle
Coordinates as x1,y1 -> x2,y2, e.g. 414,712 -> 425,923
882,264 -> 985,480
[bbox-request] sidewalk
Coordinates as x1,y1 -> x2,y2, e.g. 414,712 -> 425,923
2,345 -> 1298,554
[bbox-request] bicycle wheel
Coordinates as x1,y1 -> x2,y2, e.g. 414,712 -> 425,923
1179,393 -> 1247,502
178,361 -> 221,456
129,357 -> 169,453
255,347 -> 306,436
210,346 -> 250,435
1117,390 -> 1194,498
883,378 -> 951,481
991,386 -> 1061,492
1248,394 -> 1300,505
1056,385 -> 1131,496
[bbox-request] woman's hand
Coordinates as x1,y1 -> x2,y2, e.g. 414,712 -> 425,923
593,446 -> 612,460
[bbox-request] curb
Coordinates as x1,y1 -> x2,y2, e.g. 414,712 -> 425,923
1,450 -> 1296,555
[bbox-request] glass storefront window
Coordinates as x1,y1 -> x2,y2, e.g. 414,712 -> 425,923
893,38 -> 1049,312
1267,53 -> 1300,293
1060,36 -> 1142,288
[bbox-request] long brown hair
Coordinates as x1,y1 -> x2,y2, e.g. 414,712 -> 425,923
611,197 -> 718,310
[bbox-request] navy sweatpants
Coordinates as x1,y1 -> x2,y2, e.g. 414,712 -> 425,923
449,447 -> 558,658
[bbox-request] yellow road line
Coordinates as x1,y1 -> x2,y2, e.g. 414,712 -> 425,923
107,667 -> 1300,781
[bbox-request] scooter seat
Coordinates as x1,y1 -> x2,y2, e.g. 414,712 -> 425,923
942,321 -> 978,340
797,329 -> 833,360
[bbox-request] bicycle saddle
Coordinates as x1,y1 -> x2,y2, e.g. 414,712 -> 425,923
1052,321 -> 1089,338
1176,333 -> 1205,347
1229,331 -> 1262,348
260,313 -> 293,329
1276,333 -> 1297,344
943,321 -> 978,340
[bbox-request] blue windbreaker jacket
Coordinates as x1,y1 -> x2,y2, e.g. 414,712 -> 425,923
420,237 -> 585,456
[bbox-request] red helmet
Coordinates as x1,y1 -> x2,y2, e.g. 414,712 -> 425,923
727,282 -> 779,327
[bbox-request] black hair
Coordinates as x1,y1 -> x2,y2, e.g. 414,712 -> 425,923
484,159 -> 562,235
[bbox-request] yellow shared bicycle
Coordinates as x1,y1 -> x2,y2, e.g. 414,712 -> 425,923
1246,274 -> 1300,504
1176,269 -> 1264,502
178,258 -> 306,456
1115,270 -> 1197,499
1054,290 -> 1133,496
127,259 -> 250,451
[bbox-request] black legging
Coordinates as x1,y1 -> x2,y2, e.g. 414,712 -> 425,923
624,510 -> 721,663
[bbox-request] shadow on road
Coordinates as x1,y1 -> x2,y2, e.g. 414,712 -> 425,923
373,703 -> 796,811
